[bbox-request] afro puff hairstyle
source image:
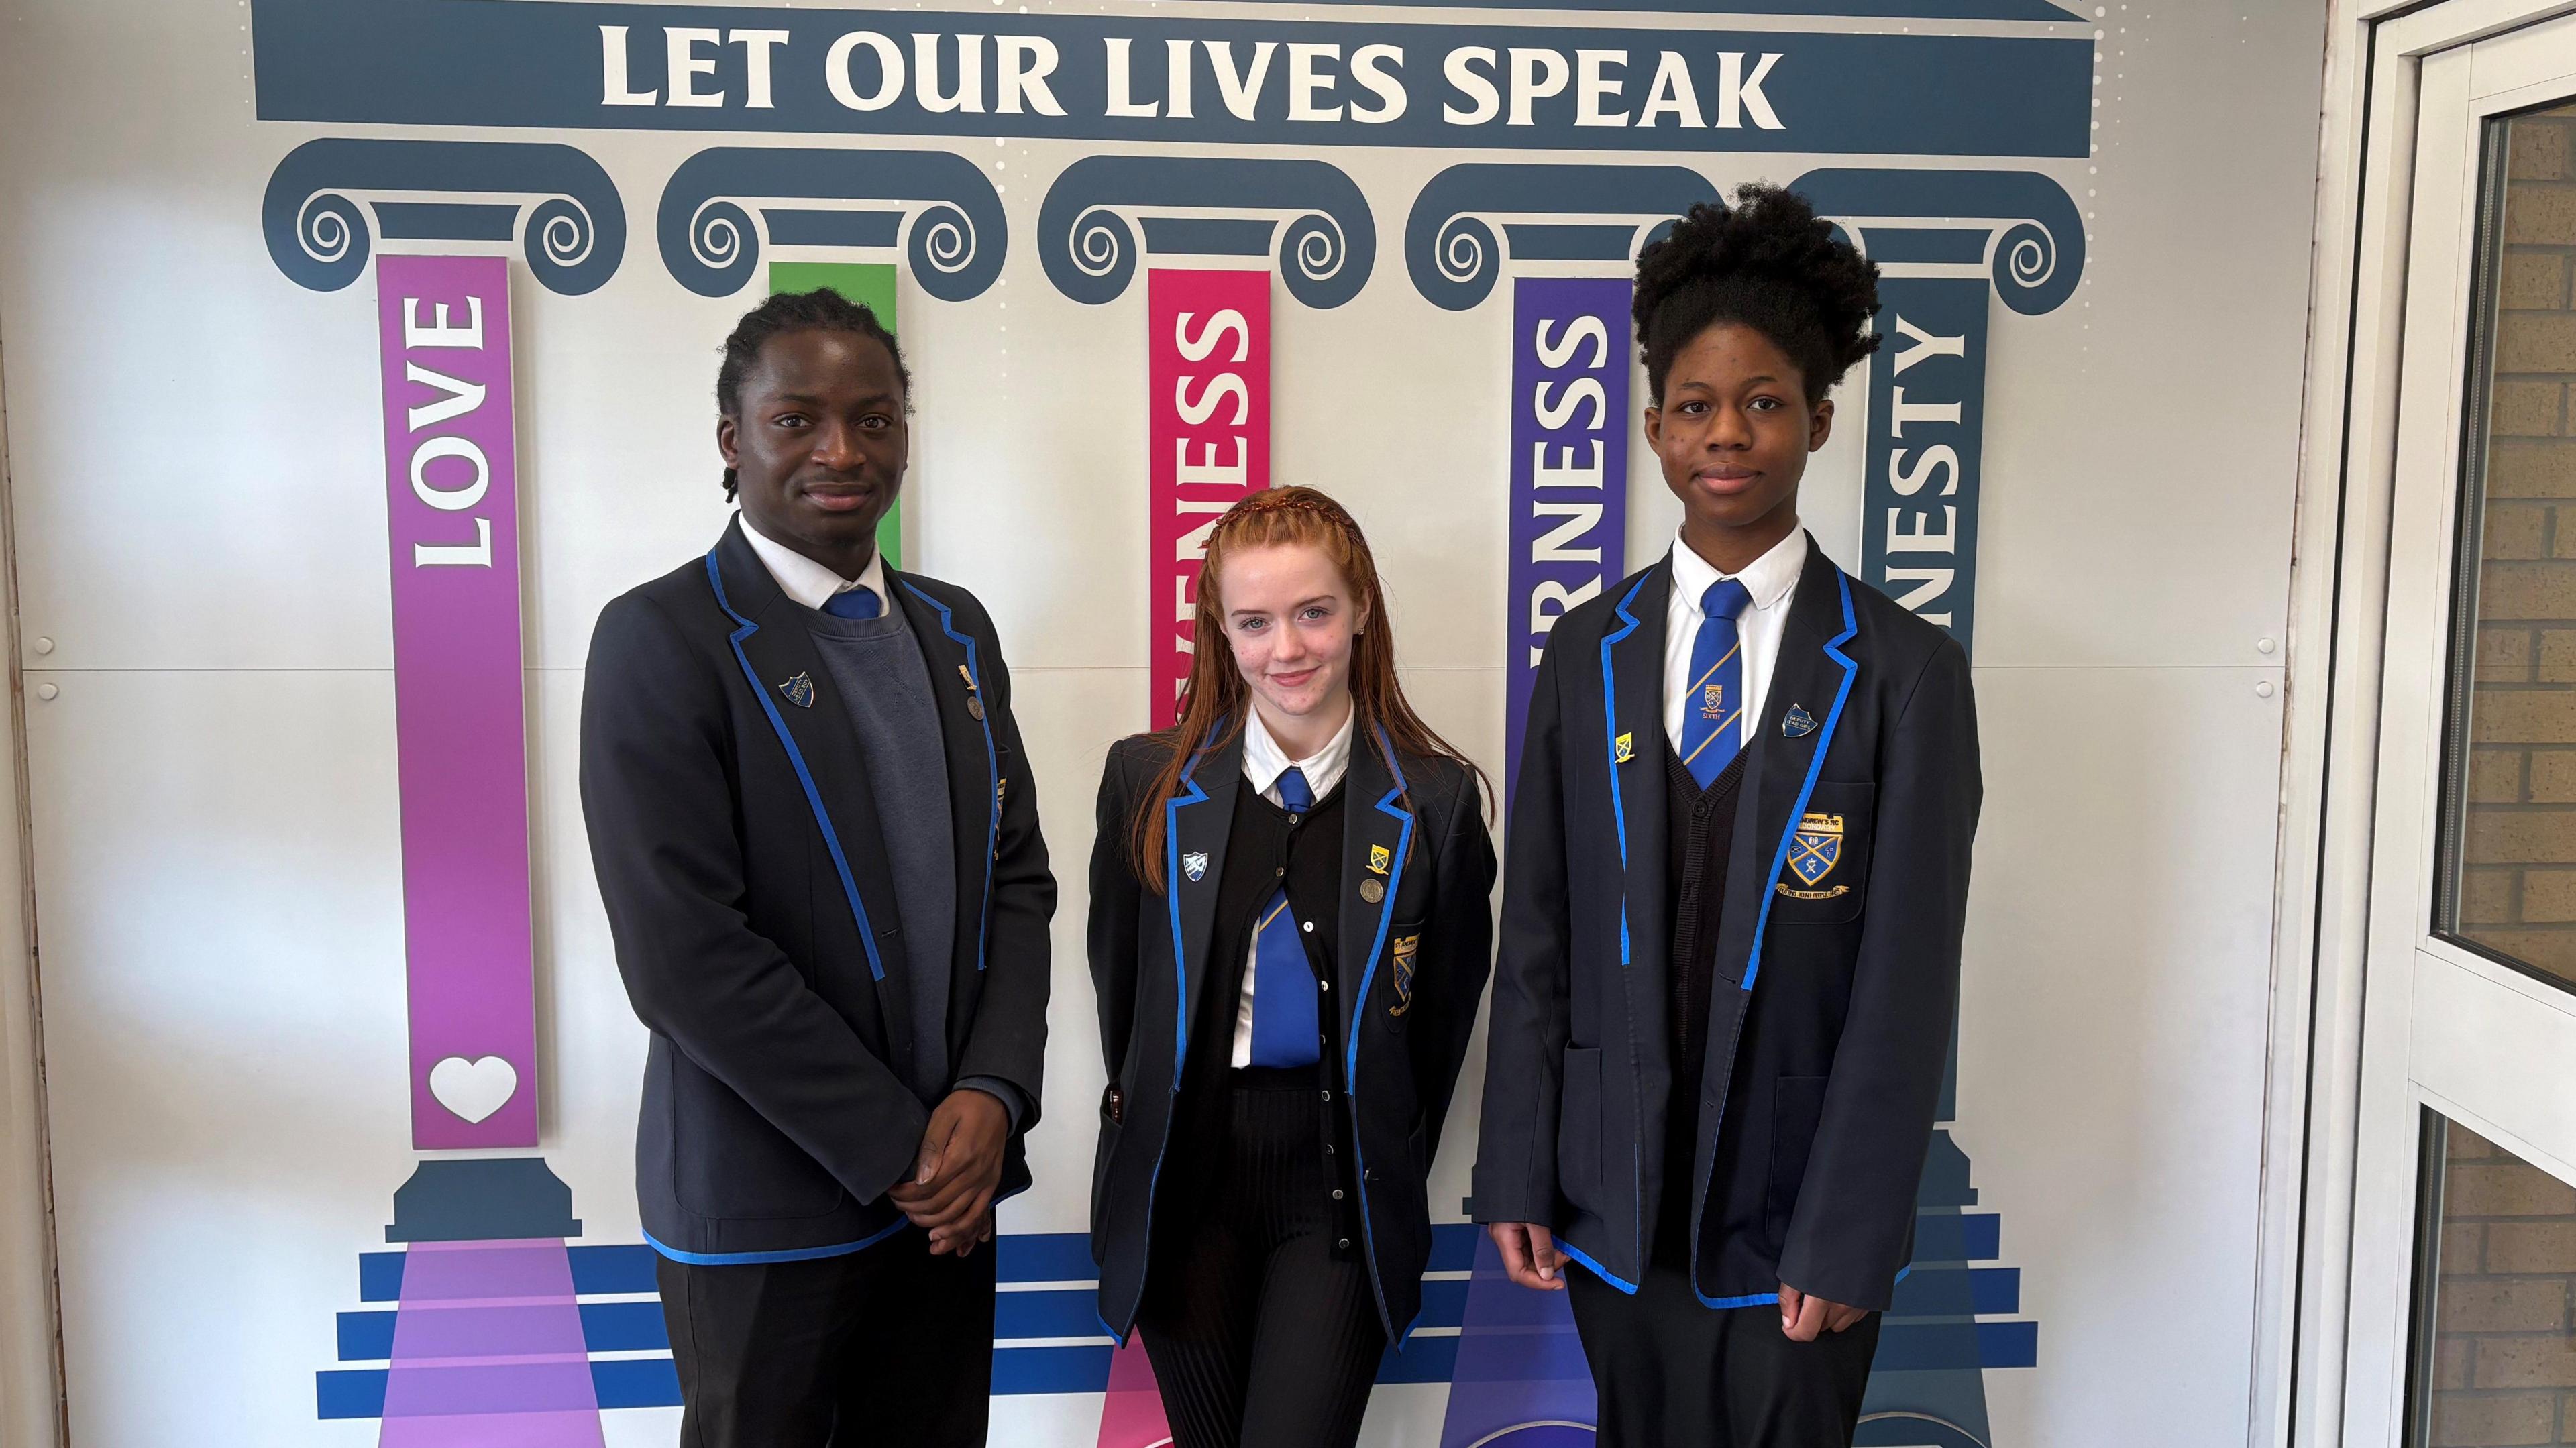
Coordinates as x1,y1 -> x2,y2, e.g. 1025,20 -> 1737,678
714,288 -> 910,500
1632,184 -> 1882,407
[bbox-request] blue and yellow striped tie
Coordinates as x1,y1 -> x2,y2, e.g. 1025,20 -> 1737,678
1247,767 -> 1322,1068
1678,578 -> 1753,789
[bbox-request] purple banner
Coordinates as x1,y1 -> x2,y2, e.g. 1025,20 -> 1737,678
376,254 -> 539,1150
1506,276 -> 1631,803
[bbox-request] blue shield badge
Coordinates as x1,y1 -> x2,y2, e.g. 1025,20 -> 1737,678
1788,812 -> 1843,887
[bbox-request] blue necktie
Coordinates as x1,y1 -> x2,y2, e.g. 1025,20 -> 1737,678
822,585 -> 881,620
1678,578 -> 1754,789
1248,767 -> 1322,1068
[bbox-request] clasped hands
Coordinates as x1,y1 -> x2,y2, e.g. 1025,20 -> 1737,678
1485,1222 -> 1868,1341
888,1088 -> 1010,1256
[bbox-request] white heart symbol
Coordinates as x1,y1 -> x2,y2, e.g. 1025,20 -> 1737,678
428,1056 -> 519,1124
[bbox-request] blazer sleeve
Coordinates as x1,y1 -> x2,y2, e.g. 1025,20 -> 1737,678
1470,635 -> 1576,1227
1409,771 -> 1497,1162
1778,636 -> 1981,1311
579,593 -> 928,1205
951,606 -> 1057,1125
1087,746 -> 1146,1096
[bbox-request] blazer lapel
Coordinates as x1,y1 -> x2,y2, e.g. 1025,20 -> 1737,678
707,521 -> 917,1086
1336,728 -> 1413,1059
1603,561 -> 1672,980
1715,541 -> 1860,990
890,575 -> 1002,1047
1167,720 -> 1244,1067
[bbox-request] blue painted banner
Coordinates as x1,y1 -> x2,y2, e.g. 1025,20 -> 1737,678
1859,274 -> 1989,652
1506,276 -> 1631,803
249,0 -> 2093,158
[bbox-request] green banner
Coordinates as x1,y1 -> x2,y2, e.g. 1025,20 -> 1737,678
767,260 -> 902,568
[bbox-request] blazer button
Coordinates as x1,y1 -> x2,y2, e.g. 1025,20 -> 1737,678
1332,1188 -> 1344,1201
1337,1237 -> 1352,1250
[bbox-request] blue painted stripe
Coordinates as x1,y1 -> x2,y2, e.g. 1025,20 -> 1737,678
1375,1333 -> 1461,1384
642,1215 -> 907,1266
315,1367 -> 386,1418
703,550 -> 887,982
1427,1222 -> 1479,1272
996,1288 -> 1113,1339
578,1300 -> 669,1353
568,1243 -> 661,1294
898,581 -> 1002,973
1971,1266 -> 2021,1315
1977,1319 -> 2040,1368
994,1343 -> 1115,1394
1344,728 -> 1415,1339
1741,573 -> 1860,994
996,1231 -> 1100,1283
1556,1238 -> 1638,1295
358,1251 -> 404,1302
335,1310 -> 393,1361
592,1355 -> 683,1409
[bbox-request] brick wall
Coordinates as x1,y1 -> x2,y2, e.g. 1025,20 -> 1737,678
2427,1123 -> 2576,1447
2465,111 -> 2576,990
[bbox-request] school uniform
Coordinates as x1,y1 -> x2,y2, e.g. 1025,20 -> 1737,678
1087,710 -> 1496,1448
578,516 -> 1055,1448
1472,531 -> 1980,1447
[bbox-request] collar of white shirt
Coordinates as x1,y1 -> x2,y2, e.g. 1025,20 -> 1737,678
739,512 -> 890,614
1668,526 -> 1807,620
1240,703 -> 1355,805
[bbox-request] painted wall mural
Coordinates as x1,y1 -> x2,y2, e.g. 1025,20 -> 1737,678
247,0 -> 2091,1441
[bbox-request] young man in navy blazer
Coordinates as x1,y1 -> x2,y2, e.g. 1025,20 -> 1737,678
1474,189 -> 1982,1445
580,291 -> 1054,1447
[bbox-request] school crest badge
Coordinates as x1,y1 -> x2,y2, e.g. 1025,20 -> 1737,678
1702,681 -> 1725,718
1367,844 -> 1391,876
1613,731 -> 1635,764
1389,934 -> 1419,1017
1183,851 -> 1210,883
779,673 -> 816,708
1783,704 -> 1817,738
1788,812 -> 1843,886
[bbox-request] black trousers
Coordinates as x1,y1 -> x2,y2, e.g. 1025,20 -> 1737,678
655,1229 -> 998,1448
1567,1247 -> 1880,1448
1136,1070 -> 1387,1448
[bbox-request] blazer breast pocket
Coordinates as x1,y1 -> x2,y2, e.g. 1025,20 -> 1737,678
1768,781 -> 1874,926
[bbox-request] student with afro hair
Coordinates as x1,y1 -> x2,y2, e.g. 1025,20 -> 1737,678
1471,184 -> 1982,1446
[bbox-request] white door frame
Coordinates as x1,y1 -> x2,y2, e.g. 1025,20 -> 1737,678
0,321 -> 65,1446
2279,4 -> 2576,1447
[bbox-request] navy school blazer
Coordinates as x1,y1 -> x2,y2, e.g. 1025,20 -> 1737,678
578,518 -> 1056,1260
1471,538 -> 1980,1311
1086,722 -> 1496,1343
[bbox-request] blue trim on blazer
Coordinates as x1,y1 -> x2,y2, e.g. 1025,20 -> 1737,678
898,579 -> 1000,972
702,551 -> 888,983
643,1215 -> 909,1266
1599,575 -> 1652,969
1344,726 -> 1414,1343
1740,571 -> 1861,994
1110,720 -> 1224,1347
1699,1288 -> 1784,1309
1559,1239 -> 1639,1295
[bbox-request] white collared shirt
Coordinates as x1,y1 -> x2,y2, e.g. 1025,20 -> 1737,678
1230,704 -> 1355,1068
740,512 -> 889,614
1662,528 -> 1808,757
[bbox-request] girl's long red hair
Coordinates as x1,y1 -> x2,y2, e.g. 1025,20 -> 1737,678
1126,486 -> 1487,894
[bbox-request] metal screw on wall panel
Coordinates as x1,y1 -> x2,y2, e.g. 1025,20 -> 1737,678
2255,681 -> 2276,699
35,683 -> 58,701
2256,637 -> 2276,655
31,638 -> 52,656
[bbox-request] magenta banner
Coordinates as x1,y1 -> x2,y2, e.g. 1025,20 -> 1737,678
376,254 -> 539,1150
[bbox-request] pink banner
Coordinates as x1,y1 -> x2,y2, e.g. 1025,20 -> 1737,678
376,254 -> 538,1150
1148,268 -> 1271,728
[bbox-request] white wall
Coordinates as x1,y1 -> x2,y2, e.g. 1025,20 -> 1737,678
0,0 -> 2328,1443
